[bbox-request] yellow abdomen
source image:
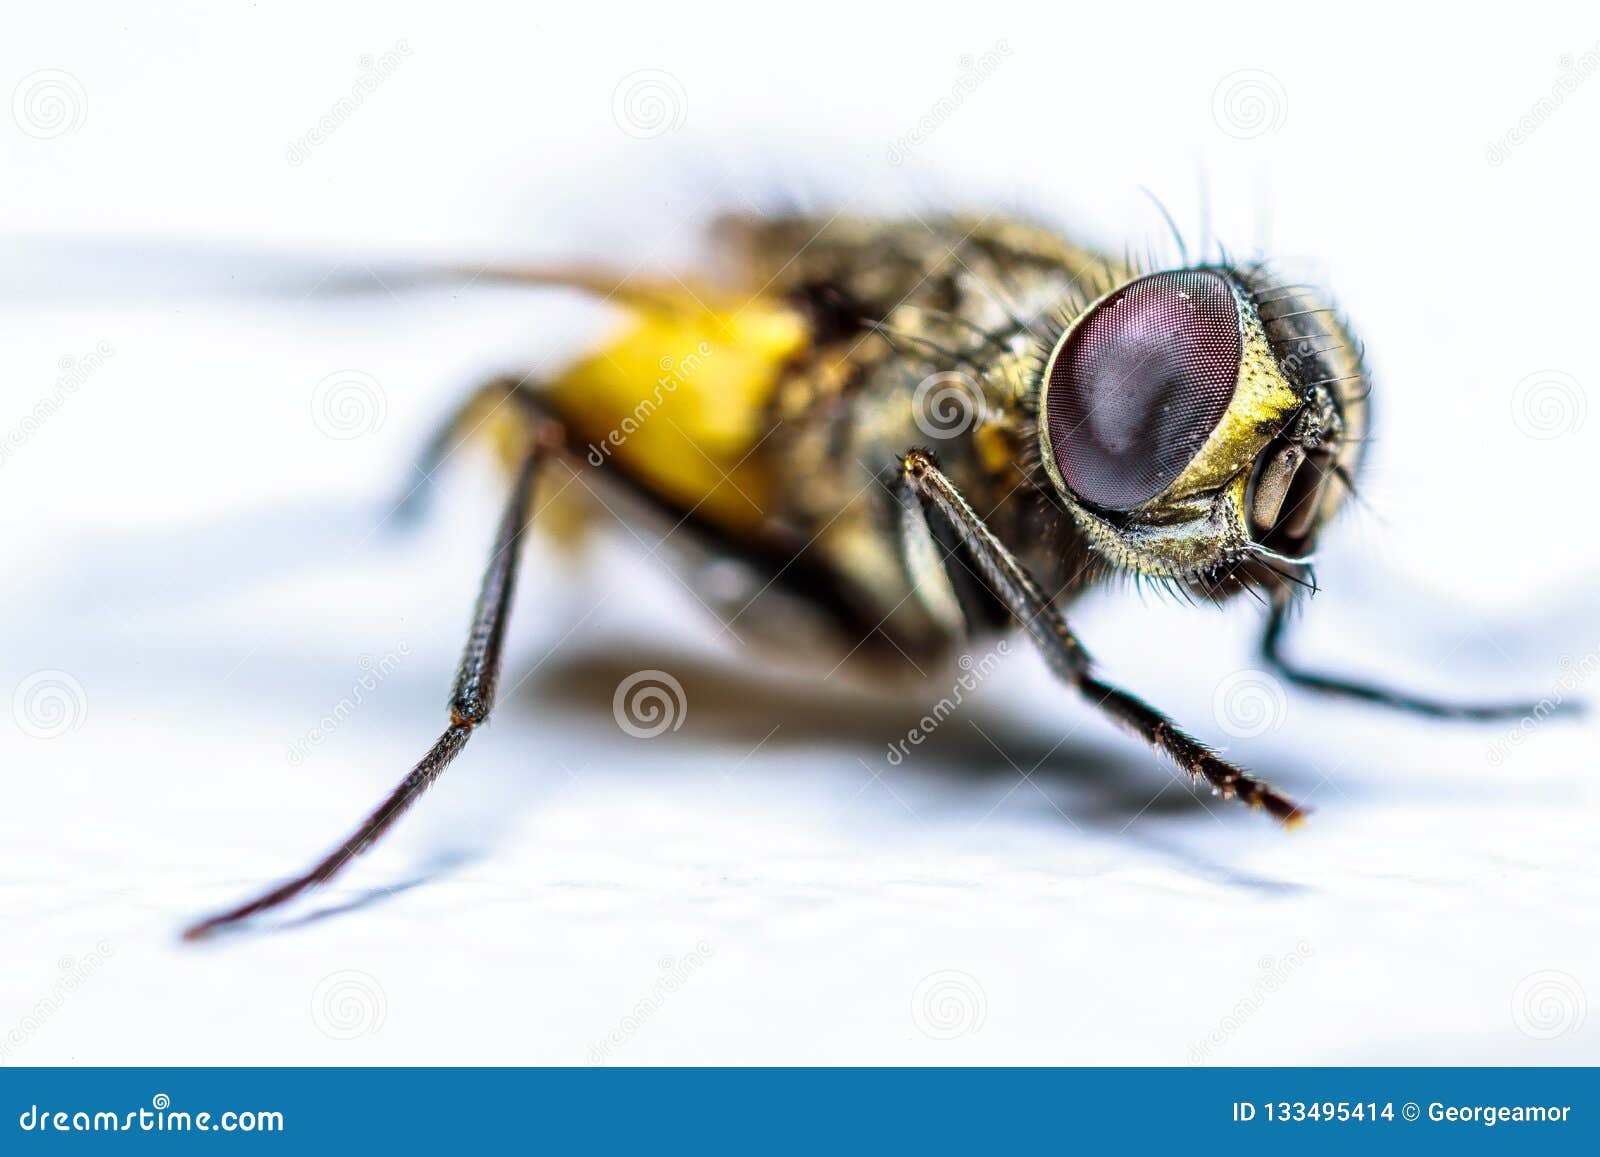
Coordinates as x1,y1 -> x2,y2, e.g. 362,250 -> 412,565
543,288 -> 809,534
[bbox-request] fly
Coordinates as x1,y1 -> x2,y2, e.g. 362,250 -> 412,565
182,211 -> 1567,939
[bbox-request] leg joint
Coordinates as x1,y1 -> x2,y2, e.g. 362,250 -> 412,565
450,694 -> 491,728
902,448 -> 936,480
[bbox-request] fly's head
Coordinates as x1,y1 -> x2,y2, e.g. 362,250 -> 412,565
1034,266 -> 1368,599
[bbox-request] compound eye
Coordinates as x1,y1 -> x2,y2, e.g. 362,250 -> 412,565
1044,269 -> 1242,511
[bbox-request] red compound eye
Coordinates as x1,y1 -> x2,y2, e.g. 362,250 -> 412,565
1045,270 -> 1242,512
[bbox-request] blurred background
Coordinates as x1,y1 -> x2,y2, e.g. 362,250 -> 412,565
1,1 -> 1595,1064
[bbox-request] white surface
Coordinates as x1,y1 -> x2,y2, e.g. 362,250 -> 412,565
1,1 -> 1597,1065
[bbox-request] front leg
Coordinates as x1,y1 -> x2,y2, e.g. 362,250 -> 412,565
1260,591 -> 1577,721
899,449 -> 1307,825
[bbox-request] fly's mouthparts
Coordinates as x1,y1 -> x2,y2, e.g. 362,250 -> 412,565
1248,441 -> 1332,551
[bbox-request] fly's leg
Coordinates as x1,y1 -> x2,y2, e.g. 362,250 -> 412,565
395,374 -> 538,521
1259,591 -> 1578,721
183,409 -> 563,940
899,448 -> 1307,825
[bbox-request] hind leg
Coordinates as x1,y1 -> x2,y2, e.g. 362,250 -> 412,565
395,374 -> 550,520
185,399 -> 563,939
